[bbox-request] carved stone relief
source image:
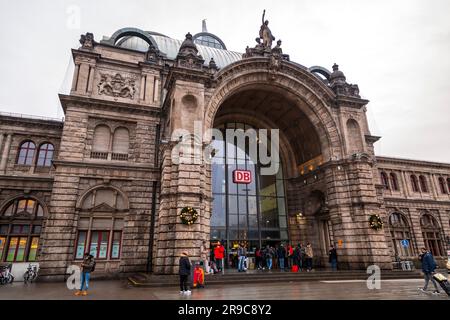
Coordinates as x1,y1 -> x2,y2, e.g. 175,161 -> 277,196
97,73 -> 136,99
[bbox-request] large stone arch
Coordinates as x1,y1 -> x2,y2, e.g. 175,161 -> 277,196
204,58 -> 343,163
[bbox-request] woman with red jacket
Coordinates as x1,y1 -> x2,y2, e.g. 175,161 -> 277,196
214,241 -> 225,272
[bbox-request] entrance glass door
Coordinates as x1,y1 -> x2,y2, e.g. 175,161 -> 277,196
210,122 -> 288,269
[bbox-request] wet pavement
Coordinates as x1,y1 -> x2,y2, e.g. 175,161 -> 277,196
0,278 -> 448,300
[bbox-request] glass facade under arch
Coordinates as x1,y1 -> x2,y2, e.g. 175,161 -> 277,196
210,122 -> 288,267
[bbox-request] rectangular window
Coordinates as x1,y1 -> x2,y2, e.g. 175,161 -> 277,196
0,236 -> 5,260
76,231 -> 87,260
111,231 -> 122,259
15,238 -> 27,262
6,237 -> 28,262
0,225 -> 8,234
99,231 -> 109,259
6,237 -> 18,261
28,237 -> 39,261
89,231 -> 109,259
12,225 -> 29,234
89,232 -> 99,258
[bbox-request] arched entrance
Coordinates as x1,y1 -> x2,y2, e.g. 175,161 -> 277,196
155,56 -> 392,274
209,83 -> 334,269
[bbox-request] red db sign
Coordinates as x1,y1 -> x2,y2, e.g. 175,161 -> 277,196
233,170 -> 252,184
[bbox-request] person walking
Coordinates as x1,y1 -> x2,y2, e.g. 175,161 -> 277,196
277,244 -> 286,271
305,242 -> 314,272
418,247 -> 440,294
237,243 -> 247,272
179,251 -> 192,295
214,241 -> 225,273
329,245 -> 338,271
75,253 -> 95,296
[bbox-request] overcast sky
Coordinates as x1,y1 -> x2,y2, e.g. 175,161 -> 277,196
0,0 -> 449,162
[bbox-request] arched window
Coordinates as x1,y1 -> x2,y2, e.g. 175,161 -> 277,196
380,172 -> 390,190
420,214 -> 444,256
390,173 -> 399,191
447,178 -> 450,195
36,143 -> 54,167
0,197 -> 44,262
91,125 -> 111,159
112,127 -> 129,161
75,187 -> 128,261
389,212 -> 413,256
438,177 -> 447,194
410,175 -> 419,192
346,119 -> 364,154
419,175 -> 428,193
17,141 -> 36,165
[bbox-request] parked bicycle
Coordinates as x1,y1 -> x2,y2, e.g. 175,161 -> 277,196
0,264 -> 14,285
23,264 -> 38,284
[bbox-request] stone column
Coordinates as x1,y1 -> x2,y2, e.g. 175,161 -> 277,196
0,133 -> 4,159
324,158 -> 391,270
154,141 -> 211,274
0,133 -> 12,174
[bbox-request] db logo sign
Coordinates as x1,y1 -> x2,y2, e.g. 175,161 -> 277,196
233,170 -> 252,184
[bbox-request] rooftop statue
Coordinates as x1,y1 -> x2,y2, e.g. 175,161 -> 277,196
259,10 -> 275,49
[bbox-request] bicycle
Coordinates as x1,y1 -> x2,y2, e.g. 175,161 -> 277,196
23,264 -> 38,284
0,264 -> 14,285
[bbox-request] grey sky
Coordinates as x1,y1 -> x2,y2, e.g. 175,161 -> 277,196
0,0 -> 449,162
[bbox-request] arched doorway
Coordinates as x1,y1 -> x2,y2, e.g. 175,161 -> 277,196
209,86 -> 329,268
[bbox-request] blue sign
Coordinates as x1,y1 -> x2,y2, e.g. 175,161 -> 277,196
401,239 -> 409,248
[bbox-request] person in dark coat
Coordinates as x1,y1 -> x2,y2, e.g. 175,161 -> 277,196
293,244 -> 302,271
329,245 -> 338,271
418,247 -> 440,294
277,244 -> 286,270
179,251 -> 192,295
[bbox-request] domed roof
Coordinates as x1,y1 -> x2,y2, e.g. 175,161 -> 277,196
105,29 -> 241,69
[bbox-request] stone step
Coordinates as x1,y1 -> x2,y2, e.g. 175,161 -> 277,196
128,270 -> 424,288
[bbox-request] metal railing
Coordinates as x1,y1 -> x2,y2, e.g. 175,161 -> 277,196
0,111 -> 64,122
111,153 -> 128,161
90,151 -> 108,160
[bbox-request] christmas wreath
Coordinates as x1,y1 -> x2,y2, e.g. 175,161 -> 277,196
179,207 -> 198,225
369,214 -> 384,230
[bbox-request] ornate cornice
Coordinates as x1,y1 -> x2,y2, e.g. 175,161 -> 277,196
376,156 -> 450,169
53,159 -> 161,173
59,94 -> 161,117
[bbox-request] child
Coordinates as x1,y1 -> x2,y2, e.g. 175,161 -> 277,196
192,263 -> 205,289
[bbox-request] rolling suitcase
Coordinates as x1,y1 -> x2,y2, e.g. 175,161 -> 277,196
432,273 -> 450,296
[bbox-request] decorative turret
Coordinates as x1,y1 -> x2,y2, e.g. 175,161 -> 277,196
208,57 -> 218,72
176,32 -> 204,69
329,63 -> 346,86
329,63 -> 360,97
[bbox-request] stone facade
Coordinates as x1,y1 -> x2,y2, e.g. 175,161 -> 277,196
0,26 -> 448,278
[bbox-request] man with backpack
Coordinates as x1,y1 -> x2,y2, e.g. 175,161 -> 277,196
75,253 -> 96,296
418,247 -> 440,294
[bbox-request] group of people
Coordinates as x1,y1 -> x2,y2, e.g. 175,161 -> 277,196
206,241 -> 339,272
253,243 -> 337,272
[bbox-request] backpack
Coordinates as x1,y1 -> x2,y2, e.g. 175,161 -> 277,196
91,260 -> 96,272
